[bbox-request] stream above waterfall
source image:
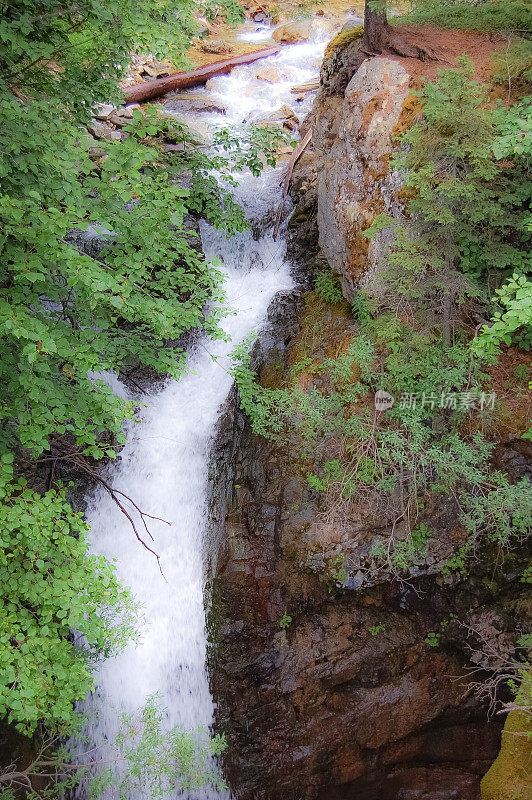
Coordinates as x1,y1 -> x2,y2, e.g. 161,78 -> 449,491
73,27 -> 330,799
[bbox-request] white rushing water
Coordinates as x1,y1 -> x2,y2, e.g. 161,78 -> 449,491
76,28 -> 329,799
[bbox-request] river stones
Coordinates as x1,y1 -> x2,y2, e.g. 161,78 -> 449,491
93,102 -> 115,120
255,65 -> 292,83
200,39 -> 233,54
108,106 -> 136,126
272,20 -> 313,43
87,120 -> 122,141
273,18 -> 340,44
267,104 -> 299,131
164,93 -> 227,115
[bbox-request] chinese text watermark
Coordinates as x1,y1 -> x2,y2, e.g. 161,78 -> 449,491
374,389 -> 496,412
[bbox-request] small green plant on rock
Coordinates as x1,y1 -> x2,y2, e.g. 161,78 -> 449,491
369,623 -> 386,636
279,612 -> 292,630
425,631 -> 440,647
331,553 -> 348,587
314,270 -> 344,304
390,524 -> 432,573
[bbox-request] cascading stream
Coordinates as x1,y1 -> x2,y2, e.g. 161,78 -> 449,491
75,28 -> 329,798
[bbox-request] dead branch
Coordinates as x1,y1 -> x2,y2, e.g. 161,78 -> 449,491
39,443 -> 170,578
273,128 -> 312,241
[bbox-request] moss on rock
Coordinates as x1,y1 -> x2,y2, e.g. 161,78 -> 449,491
481,708 -> 532,800
323,25 -> 364,63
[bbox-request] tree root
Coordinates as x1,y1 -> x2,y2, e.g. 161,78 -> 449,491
383,29 -> 439,62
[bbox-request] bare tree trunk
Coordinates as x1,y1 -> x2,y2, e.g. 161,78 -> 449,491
441,290 -> 452,347
363,0 -> 390,52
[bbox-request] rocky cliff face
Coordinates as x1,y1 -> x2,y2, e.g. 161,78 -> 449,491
208,291 -> 526,799
207,41 -> 528,800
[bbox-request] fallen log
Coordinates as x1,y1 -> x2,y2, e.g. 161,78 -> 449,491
124,46 -> 280,104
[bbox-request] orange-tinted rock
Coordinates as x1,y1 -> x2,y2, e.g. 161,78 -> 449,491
316,57 -> 410,301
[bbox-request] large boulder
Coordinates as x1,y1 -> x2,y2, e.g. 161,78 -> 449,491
272,20 -> 313,43
316,57 -> 410,301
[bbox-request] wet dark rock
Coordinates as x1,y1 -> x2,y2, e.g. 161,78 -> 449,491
196,39 -> 530,800
66,224 -> 116,258
320,23 -> 364,96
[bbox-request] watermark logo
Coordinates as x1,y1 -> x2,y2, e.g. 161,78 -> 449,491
374,389 -> 395,411
374,390 -> 496,412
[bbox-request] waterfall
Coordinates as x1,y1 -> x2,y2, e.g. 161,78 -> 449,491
74,30 -> 328,799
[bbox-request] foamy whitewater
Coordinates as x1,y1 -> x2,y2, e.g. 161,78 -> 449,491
75,27 -> 329,799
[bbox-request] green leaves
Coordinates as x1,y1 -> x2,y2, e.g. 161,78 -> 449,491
233,301 -> 531,578
0,462 -> 138,734
95,695 -> 228,800
314,270 -> 344,304
471,273 -> 532,360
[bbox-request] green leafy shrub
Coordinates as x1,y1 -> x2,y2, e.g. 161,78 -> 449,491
314,270 -> 344,304
202,0 -> 245,25
0,0 -> 283,744
89,696 -> 227,799
0,455 -> 137,734
0,695 -> 227,798
471,273 -> 532,361
232,317 -> 531,573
